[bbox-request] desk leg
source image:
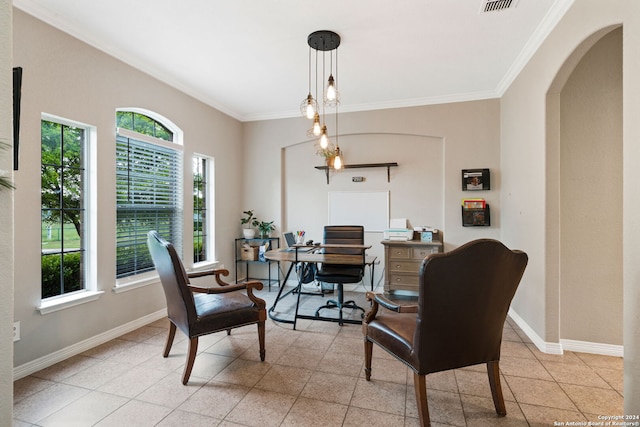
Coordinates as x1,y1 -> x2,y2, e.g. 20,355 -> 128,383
269,263 -> 295,312
268,261 -> 326,328
370,262 -> 375,291
268,262 -> 309,327
292,275 -> 305,330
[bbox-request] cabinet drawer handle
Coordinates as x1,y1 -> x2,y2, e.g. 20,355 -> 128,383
395,264 -> 402,269
395,278 -> 401,282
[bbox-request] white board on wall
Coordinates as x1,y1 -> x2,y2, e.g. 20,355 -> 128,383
328,191 -> 389,232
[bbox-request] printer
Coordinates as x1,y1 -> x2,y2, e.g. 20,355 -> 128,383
383,228 -> 414,241
383,218 -> 414,241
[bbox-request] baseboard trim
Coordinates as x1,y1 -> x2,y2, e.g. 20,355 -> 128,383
560,339 -> 623,357
13,309 -> 167,380
508,308 -> 623,357
508,308 -> 563,354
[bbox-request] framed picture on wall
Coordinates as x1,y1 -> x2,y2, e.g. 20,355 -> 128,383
461,168 -> 490,191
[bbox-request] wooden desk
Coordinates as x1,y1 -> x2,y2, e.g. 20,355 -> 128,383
264,245 -> 376,329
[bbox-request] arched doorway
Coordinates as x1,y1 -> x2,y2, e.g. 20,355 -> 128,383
546,26 -> 623,352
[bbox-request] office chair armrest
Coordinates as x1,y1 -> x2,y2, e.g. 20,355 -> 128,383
187,268 -> 232,285
243,280 -> 267,308
243,280 -> 266,308
187,269 -> 265,308
365,292 -> 418,313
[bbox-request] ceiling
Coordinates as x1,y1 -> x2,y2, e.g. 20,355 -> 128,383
14,0 -> 571,122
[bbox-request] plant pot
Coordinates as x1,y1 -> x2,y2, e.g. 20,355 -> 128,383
326,156 -> 335,168
259,231 -> 270,239
243,228 -> 256,239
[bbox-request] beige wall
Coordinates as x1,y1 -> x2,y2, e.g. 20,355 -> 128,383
11,10 -> 244,368
0,0 -> 14,423
282,133 -> 444,286
243,100 -> 502,258
502,0 -> 638,413
242,101 -> 502,291
559,28 -> 622,345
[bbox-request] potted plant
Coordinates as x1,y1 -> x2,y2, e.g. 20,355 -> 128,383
240,210 -> 259,239
257,220 -> 275,238
316,144 -> 337,167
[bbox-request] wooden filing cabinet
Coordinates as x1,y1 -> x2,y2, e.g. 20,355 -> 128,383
381,239 -> 443,293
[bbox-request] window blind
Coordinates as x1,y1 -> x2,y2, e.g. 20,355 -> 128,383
116,134 -> 183,278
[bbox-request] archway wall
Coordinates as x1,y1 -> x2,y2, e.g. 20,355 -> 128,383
557,28 -> 622,346
501,0 -> 640,413
502,0 -> 623,344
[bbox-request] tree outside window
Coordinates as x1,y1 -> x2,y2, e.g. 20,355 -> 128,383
193,156 -> 208,263
41,120 -> 85,298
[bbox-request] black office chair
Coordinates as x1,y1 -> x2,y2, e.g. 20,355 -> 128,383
314,225 -> 366,325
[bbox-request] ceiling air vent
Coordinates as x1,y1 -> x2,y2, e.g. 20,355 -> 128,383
480,0 -> 520,12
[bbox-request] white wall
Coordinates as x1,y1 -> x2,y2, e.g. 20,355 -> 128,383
11,10 -> 244,369
0,0 -> 14,423
501,0 -> 639,414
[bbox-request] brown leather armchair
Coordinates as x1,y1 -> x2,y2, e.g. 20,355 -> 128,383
147,231 -> 266,385
363,239 -> 528,426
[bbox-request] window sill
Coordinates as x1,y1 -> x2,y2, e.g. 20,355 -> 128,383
112,261 -> 222,294
192,260 -> 222,272
113,272 -> 160,294
37,290 -> 105,315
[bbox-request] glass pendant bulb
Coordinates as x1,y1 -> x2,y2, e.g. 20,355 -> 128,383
300,93 -> 317,119
326,74 -> 337,102
333,147 -> 342,170
320,125 -> 329,149
312,113 -> 321,136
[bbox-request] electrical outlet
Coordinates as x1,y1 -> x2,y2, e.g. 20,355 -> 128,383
13,321 -> 20,342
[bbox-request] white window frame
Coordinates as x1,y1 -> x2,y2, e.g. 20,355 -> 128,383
114,108 -> 184,292
37,113 -> 101,315
192,154 -> 215,268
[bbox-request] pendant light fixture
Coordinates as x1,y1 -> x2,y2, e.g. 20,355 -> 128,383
324,48 -> 339,107
311,112 -> 321,136
333,95 -> 342,170
302,30 -> 343,169
300,47 -> 318,120
320,125 -> 329,149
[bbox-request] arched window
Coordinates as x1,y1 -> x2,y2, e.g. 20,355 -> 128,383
116,111 -> 173,142
115,110 -> 183,278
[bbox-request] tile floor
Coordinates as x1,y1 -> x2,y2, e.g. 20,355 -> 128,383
13,283 -> 624,426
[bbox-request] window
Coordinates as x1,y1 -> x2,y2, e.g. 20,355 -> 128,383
193,155 -> 211,263
116,111 -> 183,279
41,119 -> 86,298
116,111 -> 173,142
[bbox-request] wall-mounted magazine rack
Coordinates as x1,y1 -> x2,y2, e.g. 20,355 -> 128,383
462,205 -> 491,227
462,168 -> 490,191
